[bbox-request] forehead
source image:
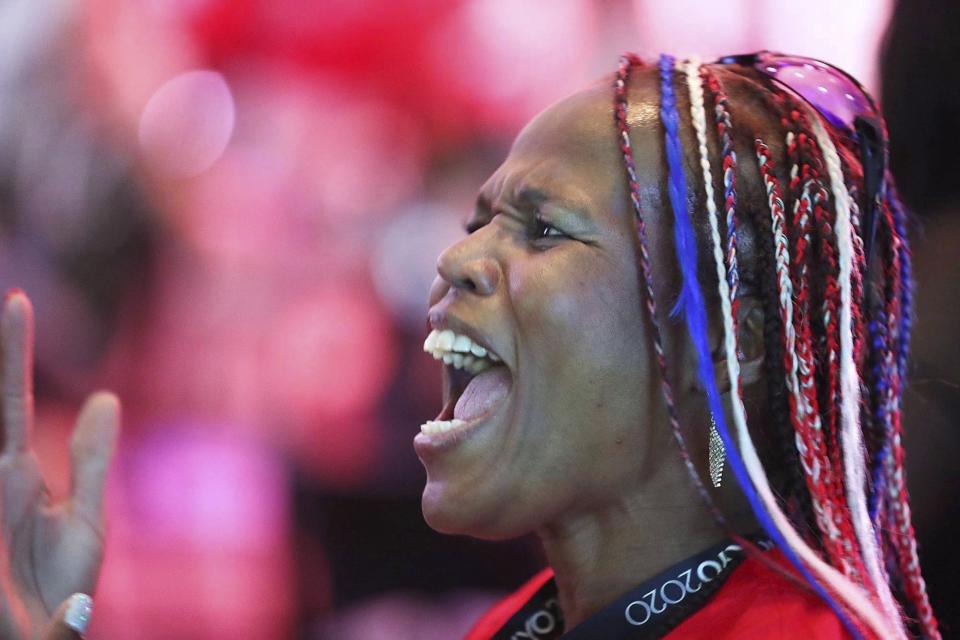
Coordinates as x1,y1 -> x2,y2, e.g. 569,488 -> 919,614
512,86 -> 619,162
489,87 -> 620,198
478,80 -> 664,218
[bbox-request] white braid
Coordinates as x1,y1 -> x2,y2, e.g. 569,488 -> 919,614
682,59 -> 894,640
759,143 -> 804,444
808,114 -> 906,636
684,57 -> 727,477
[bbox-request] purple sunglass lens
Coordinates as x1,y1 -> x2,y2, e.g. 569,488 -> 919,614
760,57 -> 874,133
717,51 -> 886,284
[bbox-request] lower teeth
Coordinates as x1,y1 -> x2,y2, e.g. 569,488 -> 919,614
420,419 -> 466,435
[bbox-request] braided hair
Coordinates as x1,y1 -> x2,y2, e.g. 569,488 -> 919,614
613,55 -> 940,639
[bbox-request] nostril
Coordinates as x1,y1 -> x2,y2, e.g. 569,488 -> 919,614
454,275 -> 478,293
459,258 -> 499,296
437,250 -> 500,297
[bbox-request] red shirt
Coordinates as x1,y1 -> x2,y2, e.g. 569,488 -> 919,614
466,549 -> 851,639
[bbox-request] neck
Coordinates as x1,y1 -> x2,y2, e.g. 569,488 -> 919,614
536,477 -> 724,629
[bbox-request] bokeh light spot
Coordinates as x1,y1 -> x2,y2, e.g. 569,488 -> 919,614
138,69 -> 235,178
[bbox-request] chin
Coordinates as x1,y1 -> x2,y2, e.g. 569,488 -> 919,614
420,479 -> 539,541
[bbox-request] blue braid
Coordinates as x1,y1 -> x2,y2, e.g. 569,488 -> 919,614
659,55 -> 700,321
868,313 -> 892,522
888,186 -> 912,379
657,54 -> 862,639
869,185 -> 912,524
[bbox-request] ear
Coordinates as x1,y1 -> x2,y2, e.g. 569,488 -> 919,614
735,296 -> 766,386
709,295 -> 766,393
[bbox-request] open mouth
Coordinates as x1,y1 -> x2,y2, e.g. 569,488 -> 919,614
421,328 -> 511,436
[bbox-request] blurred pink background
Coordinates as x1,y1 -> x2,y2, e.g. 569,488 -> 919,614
8,0 -> 946,638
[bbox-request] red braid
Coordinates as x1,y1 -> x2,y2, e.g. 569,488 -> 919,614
779,97 -> 873,585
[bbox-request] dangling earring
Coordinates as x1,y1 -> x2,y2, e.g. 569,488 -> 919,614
709,413 -> 725,488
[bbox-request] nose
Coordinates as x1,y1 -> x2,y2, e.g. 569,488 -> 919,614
434,231 -> 501,298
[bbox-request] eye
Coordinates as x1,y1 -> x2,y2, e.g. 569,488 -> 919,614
532,215 -> 568,240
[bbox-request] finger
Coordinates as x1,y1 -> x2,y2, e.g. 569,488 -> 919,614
45,593 -> 93,639
1,289 -> 35,454
70,392 -> 120,524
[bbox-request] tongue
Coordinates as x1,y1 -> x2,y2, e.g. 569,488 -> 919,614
454,366 -> 511,421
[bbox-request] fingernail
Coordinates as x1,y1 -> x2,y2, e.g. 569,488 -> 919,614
64,593 -> 93,635
3,288 -> 24,303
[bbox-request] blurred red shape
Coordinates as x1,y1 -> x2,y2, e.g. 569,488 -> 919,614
262,287 -> 396,423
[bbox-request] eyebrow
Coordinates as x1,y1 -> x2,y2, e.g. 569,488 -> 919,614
469,186 -> 590,230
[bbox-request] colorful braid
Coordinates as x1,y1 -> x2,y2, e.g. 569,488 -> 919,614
874,200 -> 902,523
867,311 -> 893,522
705,70 -> 741,329
794,121 -> 856,565
887,186 -> 912,384
867,195 -> 897,526
750,136 -> 906,640
684,57 -> 729,481
687,58 -> 838,603
812,181 -> 846,509
847,187 -> 877,518
613,55 -> 724,524
867,185 -> 910,524
807,116 -> 906,635
781,100 -> 864,577
702,64 -> 742,400
716,80 -> 895,635
878,195 -> 940,638
846,176 -> 887,552
660,53 -> 868,638
763,129 -> 849,570
875,204 -> 918,627
617,53 -> 936,638
756,137 -> 821,520
847,185 -> 870,367
720,87 -> 818,535
660,55 -> 702,322
689,59 -> 844,593
779,99 -> 870,584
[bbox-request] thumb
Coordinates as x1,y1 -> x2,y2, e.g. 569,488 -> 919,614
45,594 -> 93,639
70,392 -> 120,524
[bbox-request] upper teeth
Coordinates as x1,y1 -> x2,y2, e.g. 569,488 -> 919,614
423,328 -> 500,374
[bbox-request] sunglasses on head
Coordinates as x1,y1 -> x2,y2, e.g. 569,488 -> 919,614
716,51 -> 886,276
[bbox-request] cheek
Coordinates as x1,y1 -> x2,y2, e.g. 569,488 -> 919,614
505,249 -> 661,499
512,249 -> 649,407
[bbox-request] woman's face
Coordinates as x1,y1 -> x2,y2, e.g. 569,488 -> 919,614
416,84 -> 679,539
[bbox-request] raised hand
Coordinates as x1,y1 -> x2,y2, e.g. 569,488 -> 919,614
0,292 -> 120,639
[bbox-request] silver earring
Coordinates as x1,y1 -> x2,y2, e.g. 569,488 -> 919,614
709,413 -> 725,488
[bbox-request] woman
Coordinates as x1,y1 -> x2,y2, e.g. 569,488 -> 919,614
417,54 -> 937,639
0,53 -> 939,639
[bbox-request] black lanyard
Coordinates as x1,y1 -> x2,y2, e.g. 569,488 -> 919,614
490,538 -> 769,640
